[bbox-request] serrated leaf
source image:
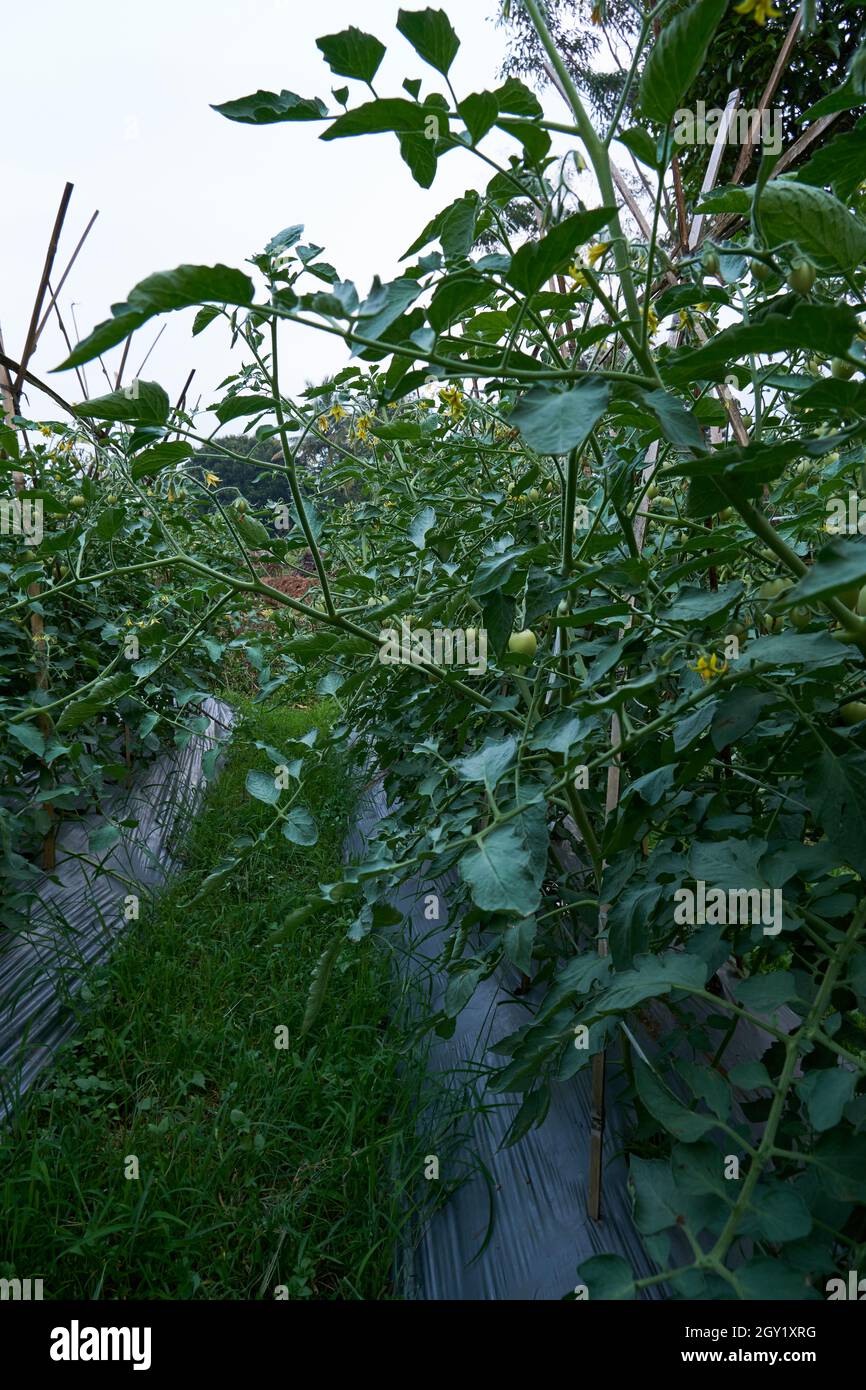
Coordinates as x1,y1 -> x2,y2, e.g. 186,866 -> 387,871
245,768 -> 280,805
281,806 -> 318,846
74,381 -> 170,427
511,380 -> 610,455
58,265 -> 255,370
639,0 -> 727,127
316,26 -> 386,84
212,88 -> 327,124
396,7 -> 459,76
459,823 -> 541,916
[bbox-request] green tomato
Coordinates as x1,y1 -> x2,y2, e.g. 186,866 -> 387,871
788,605 -> 812,631
703,249 -> 721,276
654,495 -> 675,511
757,578 -> 792,602
69,495 -> 86,510
831,357 -> 855,381
718,506 -> 734,521
508,629 -> 537,662
840,701 -> 866,725
787,258 -> 817,295
233,497 -> 249,513
750,258 -> 771,283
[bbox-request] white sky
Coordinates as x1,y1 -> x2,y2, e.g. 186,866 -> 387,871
0,0 -> 582,426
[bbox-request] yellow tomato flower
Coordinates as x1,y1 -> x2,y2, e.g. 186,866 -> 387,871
734,0 -> 781,24
329,403 -> 346,422
566,260 -> 588,288
439,385 -> 466,419
586,241 -> 609,267
204,471 -> 220,487
692,652 -> 728,682
354,413 -> 374,441
646,307 -> 659,334
317,413 -> 330,433
39,424 -> 52,437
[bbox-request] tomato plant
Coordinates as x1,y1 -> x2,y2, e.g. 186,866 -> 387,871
5,0 -> 866,1300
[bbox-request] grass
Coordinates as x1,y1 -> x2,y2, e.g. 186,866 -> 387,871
0,695 -> 427,1299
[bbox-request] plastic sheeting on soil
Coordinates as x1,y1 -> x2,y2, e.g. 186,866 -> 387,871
346,774 -> 661,1301
0,697 -> 234,1119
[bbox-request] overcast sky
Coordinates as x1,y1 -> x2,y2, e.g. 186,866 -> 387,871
1,0 -> 584,426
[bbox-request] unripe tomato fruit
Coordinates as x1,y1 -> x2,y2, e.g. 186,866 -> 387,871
787,258 -> 817,295
750,259 -> 771,283
508,629 -> 537,662
789,606 -> 812,631
831,358 -> 855,380
69,495 -> 86,510
703,250 -> 720,276
841,701 -> 866,725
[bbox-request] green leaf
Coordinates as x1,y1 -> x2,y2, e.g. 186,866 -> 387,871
662,304 -> 860,385
639,0 -> 727,127
632,387 -> 708,452
89,823 -> 122,854
511,380 -> 610,455
245,768 -> 280,805
7,722 -> 46,756
798,1069 -> 856,1132
355,276 -> 423,345
57,265 -> 255,370
320,97 -> 433,141
796,129 -> 866,204
459,91 -> 499,145
408,505 -> 436,549
737,1260 -> 813,1300
804,748 -> 866,877
711,689 -> 775,752
507,208 -> 616,295
759,180 -> 866,270
281,806 -> 318,846
728,1060 -> 772,1091
56,673 -> 133,733
129,441 -> 193,480
74,381 -> 170,427
735,971 -> 798,1011
528,709 -> 587,756
192,304 -> 221,336
212,89 -> 327,124
502,1084 -> 549,1148
504,916 -> 536,975
575,1254 -> 635,1300
660,580 -> 742,623
396,7 -> 459,76
635,1061 -> 714,1141
593,951 -> 707,1013
214,395 -> 275,424
454,735 -> 517,790
459,823 -> 541,916
779,535 -> 866,607
316,27 -> 386,84
301,938 -> 342,1033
